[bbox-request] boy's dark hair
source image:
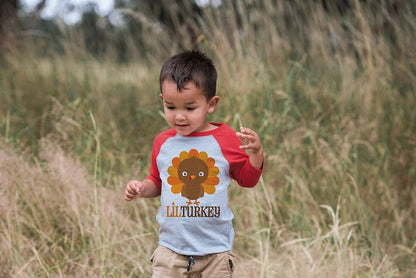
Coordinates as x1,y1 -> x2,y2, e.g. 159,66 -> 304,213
159,50 -> 217,99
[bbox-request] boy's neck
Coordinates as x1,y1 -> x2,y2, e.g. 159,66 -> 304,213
201,122 -> 219,132
187,122 -> 220,135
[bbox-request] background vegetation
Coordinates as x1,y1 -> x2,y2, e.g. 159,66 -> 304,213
1,0 -> 415,277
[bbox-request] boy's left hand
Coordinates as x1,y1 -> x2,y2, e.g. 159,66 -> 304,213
236,127 -> 264,169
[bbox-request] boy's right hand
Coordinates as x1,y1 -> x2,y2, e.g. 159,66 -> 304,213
124,180 -> 144,201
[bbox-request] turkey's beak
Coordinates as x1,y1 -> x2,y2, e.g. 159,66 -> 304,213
189,175 -> 196,180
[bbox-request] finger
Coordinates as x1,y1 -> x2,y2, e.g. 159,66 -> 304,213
127,186 -> 137,195
240,127 -> 256,136
237,131 -> 255,141
241,137 -> 261,147
126,185 -> 138,197
240,127 -> 259,139
243,134 -> 256,141
125,189 -> 136,198
124,193 -> 135,201
242,136 -> 257,146
239,142 -> 256,149
127,180 -> 138,190
125,195 -> 136,201
136,186 -> 143,196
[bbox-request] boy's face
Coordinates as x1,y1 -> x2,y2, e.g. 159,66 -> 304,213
160,81 -> 219,136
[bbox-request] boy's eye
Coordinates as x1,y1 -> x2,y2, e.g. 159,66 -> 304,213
186,107 -> 196,111
166,106 -> 175,110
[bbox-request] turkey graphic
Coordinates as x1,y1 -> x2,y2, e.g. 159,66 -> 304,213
167,149 -> 220,205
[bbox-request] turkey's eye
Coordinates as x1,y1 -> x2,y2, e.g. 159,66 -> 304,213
199,172 -> 204,177
182,171 -> 188,177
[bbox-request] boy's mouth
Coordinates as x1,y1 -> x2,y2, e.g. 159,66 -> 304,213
175,124 -> 189,128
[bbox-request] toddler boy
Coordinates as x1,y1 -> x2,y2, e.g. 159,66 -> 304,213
125,50 -> 264,277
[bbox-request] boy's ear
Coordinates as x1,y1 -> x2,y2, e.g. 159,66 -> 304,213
159,93 -> 164,100
207,96 -> 220,113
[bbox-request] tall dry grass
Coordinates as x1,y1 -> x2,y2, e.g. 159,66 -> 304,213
1,0 -> 415,277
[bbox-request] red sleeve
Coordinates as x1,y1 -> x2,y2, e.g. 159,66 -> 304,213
145,129 -> 175,196
146,140 -> 162,195
215,125 -> 264,188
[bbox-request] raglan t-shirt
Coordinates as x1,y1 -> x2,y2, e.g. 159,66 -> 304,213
146,123 -> 263,256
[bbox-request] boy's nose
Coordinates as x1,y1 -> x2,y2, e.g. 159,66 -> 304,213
175,113 -> 186,121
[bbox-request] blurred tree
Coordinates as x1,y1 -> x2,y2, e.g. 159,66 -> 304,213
0,0 -> 20,53
147,0 -> 202,48
80,3 -> 108,56
114,0 -> 202,50
4,0 -> 406,63
31,0 -> 46,20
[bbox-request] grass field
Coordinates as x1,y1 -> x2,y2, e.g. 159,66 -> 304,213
1,0 -> 415,277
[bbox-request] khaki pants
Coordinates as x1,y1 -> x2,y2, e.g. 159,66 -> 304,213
151,245 -> 235,278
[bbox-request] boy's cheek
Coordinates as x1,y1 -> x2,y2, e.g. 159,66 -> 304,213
163,110 -> 171,118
